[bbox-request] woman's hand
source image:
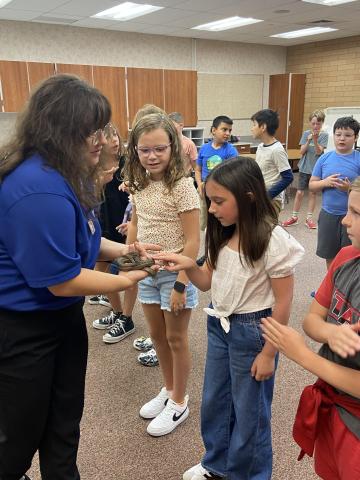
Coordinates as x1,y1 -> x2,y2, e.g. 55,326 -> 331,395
152,251 -> 197,272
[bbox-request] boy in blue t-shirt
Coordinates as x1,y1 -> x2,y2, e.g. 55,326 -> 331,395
195,115 -> 237,230
310,116 -> 360,269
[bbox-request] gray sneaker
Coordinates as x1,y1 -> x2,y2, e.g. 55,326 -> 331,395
103,315 -> 135,343
133,336 -> 153,352
137,348 -> 159,366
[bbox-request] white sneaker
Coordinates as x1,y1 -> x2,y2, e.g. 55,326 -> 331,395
183,463 -> 223,480
147,395 -> 189,437
139,387 -> 169,419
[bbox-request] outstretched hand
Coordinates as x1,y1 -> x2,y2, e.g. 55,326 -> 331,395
151,251 -> 197,272
261,317 -> 308,363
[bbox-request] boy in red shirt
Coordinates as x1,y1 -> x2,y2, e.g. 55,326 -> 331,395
261,176 -> 360,480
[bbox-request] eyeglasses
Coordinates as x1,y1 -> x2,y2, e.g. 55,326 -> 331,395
334,132 -> 355,139
90,123 -> 115,145
136,144 -> 171,156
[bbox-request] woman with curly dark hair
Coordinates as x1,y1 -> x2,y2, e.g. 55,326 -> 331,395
0,74 -> 158,480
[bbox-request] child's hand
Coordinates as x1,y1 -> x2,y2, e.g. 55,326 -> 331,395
250,351 -> 275,381
129,241 -> 162,258
335,177 -> 351,192
119,181 -> 130,193
261,317 -> 308,363
116,222 -> 129,236
101,166 -> 119,185
170,289 -> 186,316
324,173 -> 341,188
327,322 -> 360,358
152,252 -> 196,272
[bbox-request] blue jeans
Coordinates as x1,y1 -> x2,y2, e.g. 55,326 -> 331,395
201,308 -> 276,480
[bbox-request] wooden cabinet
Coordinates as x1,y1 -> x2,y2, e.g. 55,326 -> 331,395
0,60 -> 198,134
55,63 -> 93,85
27,62 -> 55,92
268,73 -> 306,149
164,70 -> 197,126
93,65 -> 127,140
0,60 -> 29,112
127,67 -> 164,125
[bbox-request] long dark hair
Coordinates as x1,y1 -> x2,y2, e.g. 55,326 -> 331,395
205,157 -> 278,269
0,74 -> 111,209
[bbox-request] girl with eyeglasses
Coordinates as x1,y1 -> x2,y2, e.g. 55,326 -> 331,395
0,74 -> 159,480
125,112 -> 200,437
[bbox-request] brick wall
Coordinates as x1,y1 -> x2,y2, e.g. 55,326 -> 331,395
286,35 -> 360,129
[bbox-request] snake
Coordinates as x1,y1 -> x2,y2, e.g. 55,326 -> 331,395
112,252 -> 156,276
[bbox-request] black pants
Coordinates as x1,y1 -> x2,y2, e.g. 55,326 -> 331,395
0,301 -> 88,480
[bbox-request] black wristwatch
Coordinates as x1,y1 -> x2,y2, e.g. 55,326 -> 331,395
173,281 -> 187,294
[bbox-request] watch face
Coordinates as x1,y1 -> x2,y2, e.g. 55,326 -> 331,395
174,281 -> 186,293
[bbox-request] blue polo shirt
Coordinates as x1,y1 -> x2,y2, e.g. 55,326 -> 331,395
0,154 -> 101,311
197,142 -> 238,181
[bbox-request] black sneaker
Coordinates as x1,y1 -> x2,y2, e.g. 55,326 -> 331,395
92,310 -> 121,330
88,294 -> 111,308
102,315 -> 135,344
21,476 -> 31,480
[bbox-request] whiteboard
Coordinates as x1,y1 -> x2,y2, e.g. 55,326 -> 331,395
324,107 -> 360,151
197,73 -> 264,121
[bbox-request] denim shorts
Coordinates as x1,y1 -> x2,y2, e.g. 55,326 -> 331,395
138,270 -> 198,312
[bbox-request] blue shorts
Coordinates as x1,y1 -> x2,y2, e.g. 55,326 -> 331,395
138,270 -> 198,312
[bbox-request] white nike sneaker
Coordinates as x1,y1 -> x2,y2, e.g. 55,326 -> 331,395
183,463 -> 223,480
147,395 -> 189,437
139,387 -> 169,419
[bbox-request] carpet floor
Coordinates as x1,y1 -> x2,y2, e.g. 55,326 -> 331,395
28,189 -> 322,479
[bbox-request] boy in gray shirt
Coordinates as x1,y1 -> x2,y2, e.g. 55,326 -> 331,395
282,110 -> 328,229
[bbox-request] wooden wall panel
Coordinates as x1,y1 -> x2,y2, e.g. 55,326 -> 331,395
268,73 -> 290,145
127,67 -> 164,125
27,62 -> 55,92
288,74 -> 306,149
164,69 -> 197,126
55,63 -> 93,85
93,65 -> 127,140
0,60 -> 29,112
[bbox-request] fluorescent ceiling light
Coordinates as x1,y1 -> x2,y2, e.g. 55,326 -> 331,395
271,26 -> 338,39
0,0 -> 13,7
93,2 -> 163,21
302,0 -> 358,5
192,16 -> 263,32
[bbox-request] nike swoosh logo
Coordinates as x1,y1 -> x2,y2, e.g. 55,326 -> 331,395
173,406 -> 188,422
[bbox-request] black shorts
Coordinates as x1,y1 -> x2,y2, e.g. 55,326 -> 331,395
298,172 -> 311,191
316,209 -> 351,259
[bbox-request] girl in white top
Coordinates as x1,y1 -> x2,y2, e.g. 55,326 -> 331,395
125,113 -> 200,437
155,156 -> 304,480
